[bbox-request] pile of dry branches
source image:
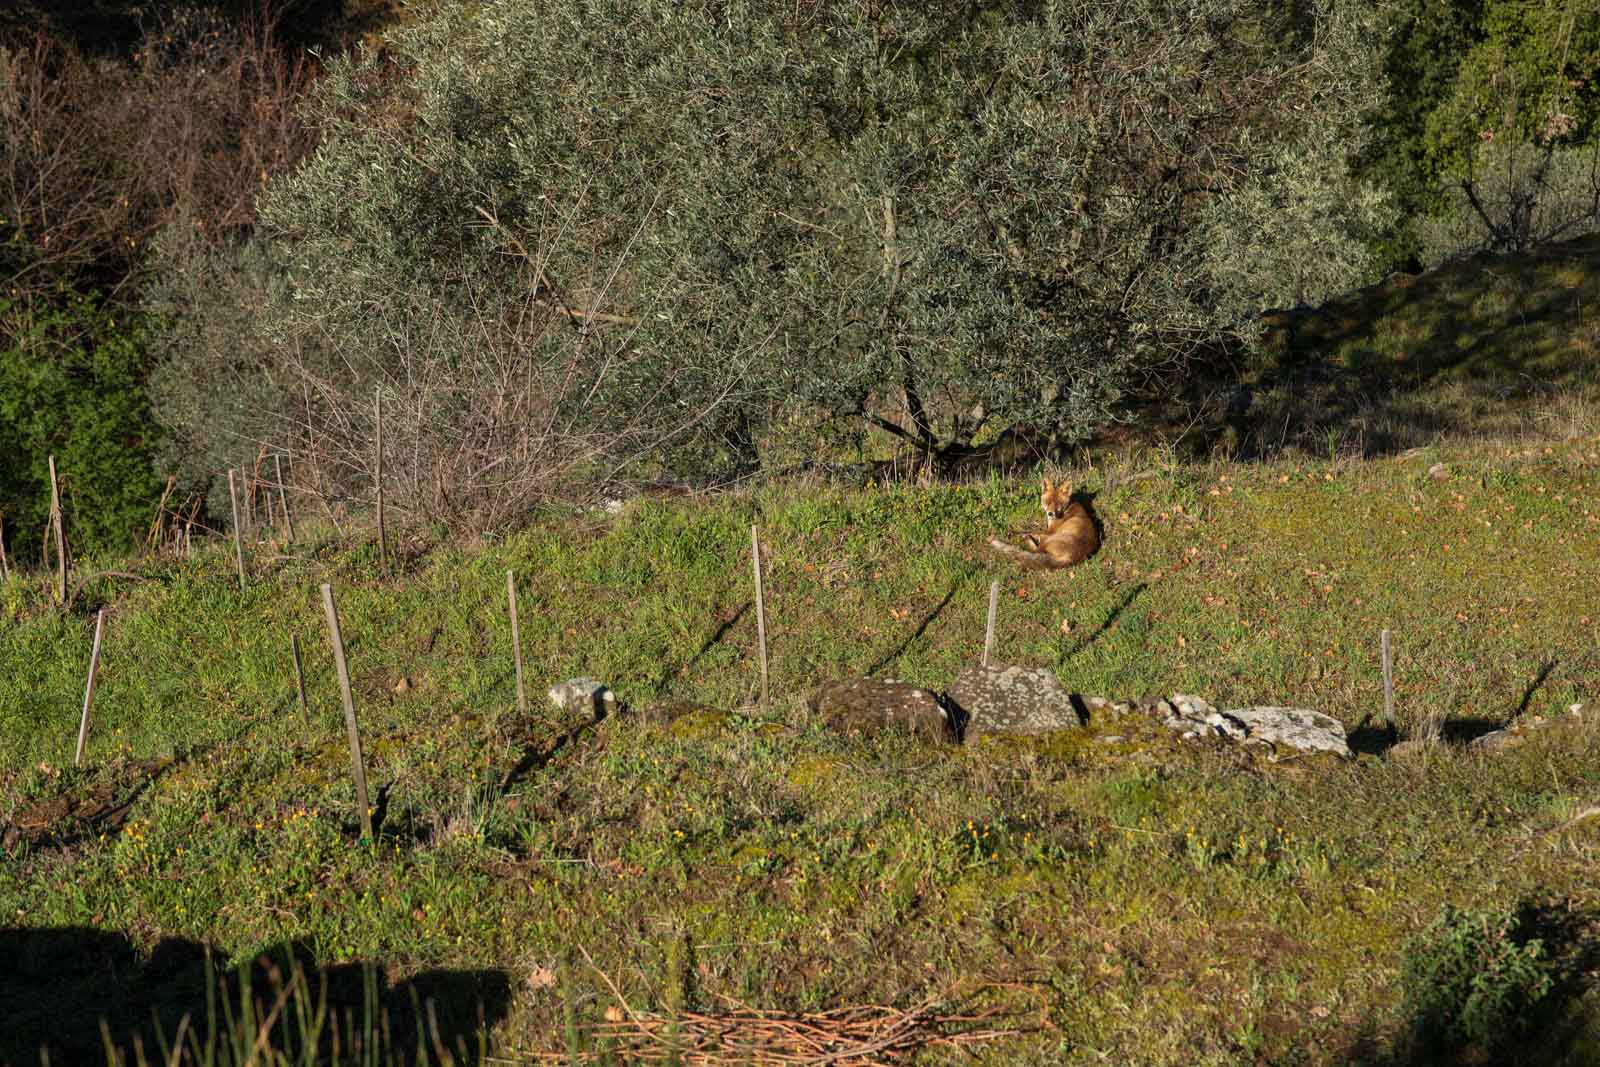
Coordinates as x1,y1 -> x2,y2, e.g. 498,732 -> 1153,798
509,989 -> 1028,1066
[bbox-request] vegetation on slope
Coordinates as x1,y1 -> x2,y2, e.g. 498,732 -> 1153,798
2,430 -> 1597,1064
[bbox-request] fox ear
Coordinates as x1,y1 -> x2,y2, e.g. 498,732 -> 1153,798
1041,476 -> 1053,492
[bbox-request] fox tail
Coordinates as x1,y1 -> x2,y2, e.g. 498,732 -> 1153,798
986,537 -> 1055,569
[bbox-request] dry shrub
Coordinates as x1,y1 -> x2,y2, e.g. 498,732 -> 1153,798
0,6 -> 317,303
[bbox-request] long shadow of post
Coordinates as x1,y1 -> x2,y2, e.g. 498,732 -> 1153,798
864,582 -> 963,676
0,927 -> 512,1066
1062,582 -> 1148,661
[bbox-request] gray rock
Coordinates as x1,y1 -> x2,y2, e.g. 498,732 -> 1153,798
947,664 -> 1084,738
810,678 -> 958,744
1139,695 -> 1351,757
1467,728 -> 1525,753
547,677 -> 616,718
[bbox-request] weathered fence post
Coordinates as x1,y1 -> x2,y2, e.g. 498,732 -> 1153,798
321,584 -> 374,841
228,469 -> 246,591
983,580 -> 999,667
1381,628 -> 1395,734
48,455 -> 67,605
374,387 -> 388,572
276,454 -> 295,542
751,525 -> 769,709
75,608 -> 107,766
507,570 -> 527,715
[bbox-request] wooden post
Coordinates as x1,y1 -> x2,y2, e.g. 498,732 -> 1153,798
321,584 -> 374,841
227,470 -> 246,591
48,455 -> 67,605
1381,628 -> 1395,733
276,454 -> 295,542
983,580 -> 999,667
751,525 -> 769,708
507,570 -> 527,715
75,608 -> 107,766
374,387 -> 387,572
291,632 -> 310,740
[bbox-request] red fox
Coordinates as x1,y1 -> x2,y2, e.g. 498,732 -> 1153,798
988,477 -> 1101,569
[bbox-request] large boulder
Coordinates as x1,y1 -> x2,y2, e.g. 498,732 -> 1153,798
1140,695 -> 1350,757
811,679 -> 960,744
947,664 -> 1084,738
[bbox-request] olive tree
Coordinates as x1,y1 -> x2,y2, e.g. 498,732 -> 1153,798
165,0 -> 1388,504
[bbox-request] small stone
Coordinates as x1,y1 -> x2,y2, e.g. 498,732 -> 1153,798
1468,729 -> 1524,753
547,677 -> 614,718
1095,735 -> 1126,744
1427,462 -> 1449,480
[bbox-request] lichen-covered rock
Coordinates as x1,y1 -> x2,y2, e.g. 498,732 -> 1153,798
947,664 -> 1084,738
811,678 -> 959,744
1138,694 -> 1350,756
1467,728 -> 1525,753
547,677 -> 616,718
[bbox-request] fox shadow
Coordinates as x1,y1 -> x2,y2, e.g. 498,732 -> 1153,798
0,927 -> 511,1066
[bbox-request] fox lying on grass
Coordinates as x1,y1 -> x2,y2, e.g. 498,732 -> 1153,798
988,477 -> 1101,569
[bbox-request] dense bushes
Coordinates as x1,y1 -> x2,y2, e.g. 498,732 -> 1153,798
0,297 -> 162,555
0,8 -> 318,554
1362,0 -> 1600,271
145,0 -> 1393,530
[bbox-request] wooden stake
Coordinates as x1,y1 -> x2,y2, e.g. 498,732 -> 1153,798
374,387 -> 387,572
1381,628 -> 1395,733
291,632 -> 310,740
227,469 -> 246,591
276,454 -> 295,542
507,569 -> 527,714
751,525 -> 769,708
983,580 -> 999,667
145,476 -> 176,556
48,455 -> 67,605
75,608 -> 107,766
321,584 -> 374,841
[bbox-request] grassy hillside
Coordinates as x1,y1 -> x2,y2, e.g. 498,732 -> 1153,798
1173,233 -> 1600,460
2,430 -> 1598,1064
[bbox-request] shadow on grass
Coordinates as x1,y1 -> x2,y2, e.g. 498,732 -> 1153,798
1063,582 -> 1148,661
0,928 -> 512,1066
865,582 -> 964,676
649,601 -> 752,693
1340,900 -> 1600,1066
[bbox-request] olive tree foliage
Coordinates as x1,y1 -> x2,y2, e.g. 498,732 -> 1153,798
159,0 -> 1390,514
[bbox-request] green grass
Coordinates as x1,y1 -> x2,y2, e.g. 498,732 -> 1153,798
3,432 -> 1599,1065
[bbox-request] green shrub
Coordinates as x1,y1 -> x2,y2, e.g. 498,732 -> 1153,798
0,296 -> 163,556
1399,903 -> 1555,1060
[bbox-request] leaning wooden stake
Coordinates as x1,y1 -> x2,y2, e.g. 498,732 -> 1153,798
291,632 -> 310,740
48,455 -> 67,605
75,608 -> 107,766
374,387 -> 387,572
507,570 -> 527,714
275,454 -> 295,542
227,469 -> 246,591
751,525 -> 769,708
0,511 -> 9,582
321,584 -> 374,841
983,580 -> 999,667
1381,628 -> 1395,734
